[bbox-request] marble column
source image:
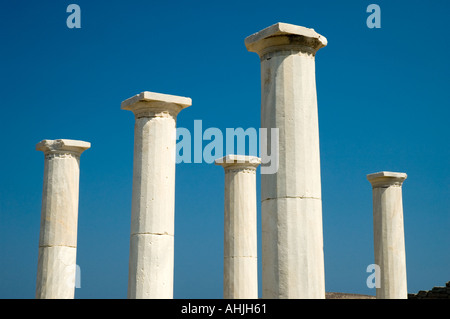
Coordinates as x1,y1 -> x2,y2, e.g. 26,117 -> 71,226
245,22 -> 327,298
367,171 -> 408,299
35,139 -> 91,299
122,91 -> 191,299
215,155 -> 261,299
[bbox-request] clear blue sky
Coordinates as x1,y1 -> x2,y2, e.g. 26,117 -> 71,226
0,0 -> 448,298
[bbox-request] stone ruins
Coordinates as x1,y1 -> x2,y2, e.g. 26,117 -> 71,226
34,23 -> 410,299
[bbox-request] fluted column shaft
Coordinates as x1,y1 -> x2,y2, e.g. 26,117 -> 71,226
35,139 -> 90,299
245,22 -> 327,298
367,171 -> 408,299
122,91 -> 191,299
216,155 -> 261,299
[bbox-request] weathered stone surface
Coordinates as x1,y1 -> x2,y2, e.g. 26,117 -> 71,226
408,282 -> 450,299
35,139 -> 90,299
325,292 -> 375,299
123,91 -> 191,299
245,22 -> 327,57
36,139 -> 91,155
36,246 -> 77,299
367,171 -> 408,299
261,197 -> 324,299
245,23 -> 327,299
216,155 -> 261,299
121,91 -> 191,112
128,234 -> 174,299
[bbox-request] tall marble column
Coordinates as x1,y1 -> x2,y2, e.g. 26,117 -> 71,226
367,171 -> 408,299
35,139 -> 91,299
215,155 -> 261,299
122,91 -> 191,299
245,22 -> 327,298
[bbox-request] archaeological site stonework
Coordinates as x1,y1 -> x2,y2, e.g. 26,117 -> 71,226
216,155 -> 261,299
245,22 -> 327,299
121,92 -> 191,299
35,139 -> 90,299
408,282 -> 450,299
33,22 -> 438,299
367,171 -> 408,299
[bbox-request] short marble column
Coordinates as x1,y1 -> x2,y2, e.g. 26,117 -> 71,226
245,23 -> 327,298
367,171 -> 408,299
215,155 -> 261,299
35,139 -> 91,299
122,91 -> 191,299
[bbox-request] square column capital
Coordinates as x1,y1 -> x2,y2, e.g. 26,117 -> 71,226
121,91 -> 191,118
215,154 -> 261,170
36,139 -> 91,156
367,171 -> 407,188
245,22 -> 327,57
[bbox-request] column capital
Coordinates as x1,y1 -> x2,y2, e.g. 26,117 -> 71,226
36,139 -> 91,157
245,22 -> 327,58
121,91 -> 191,119
215,154 -> 261,172
367,171 -> 407,188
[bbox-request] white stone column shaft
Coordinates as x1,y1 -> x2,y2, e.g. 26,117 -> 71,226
122,91 -> 191,299
35,139 -> 90,299
215,155 -> 261,299
245,22 -> 327,299
367,171 -> 408,299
